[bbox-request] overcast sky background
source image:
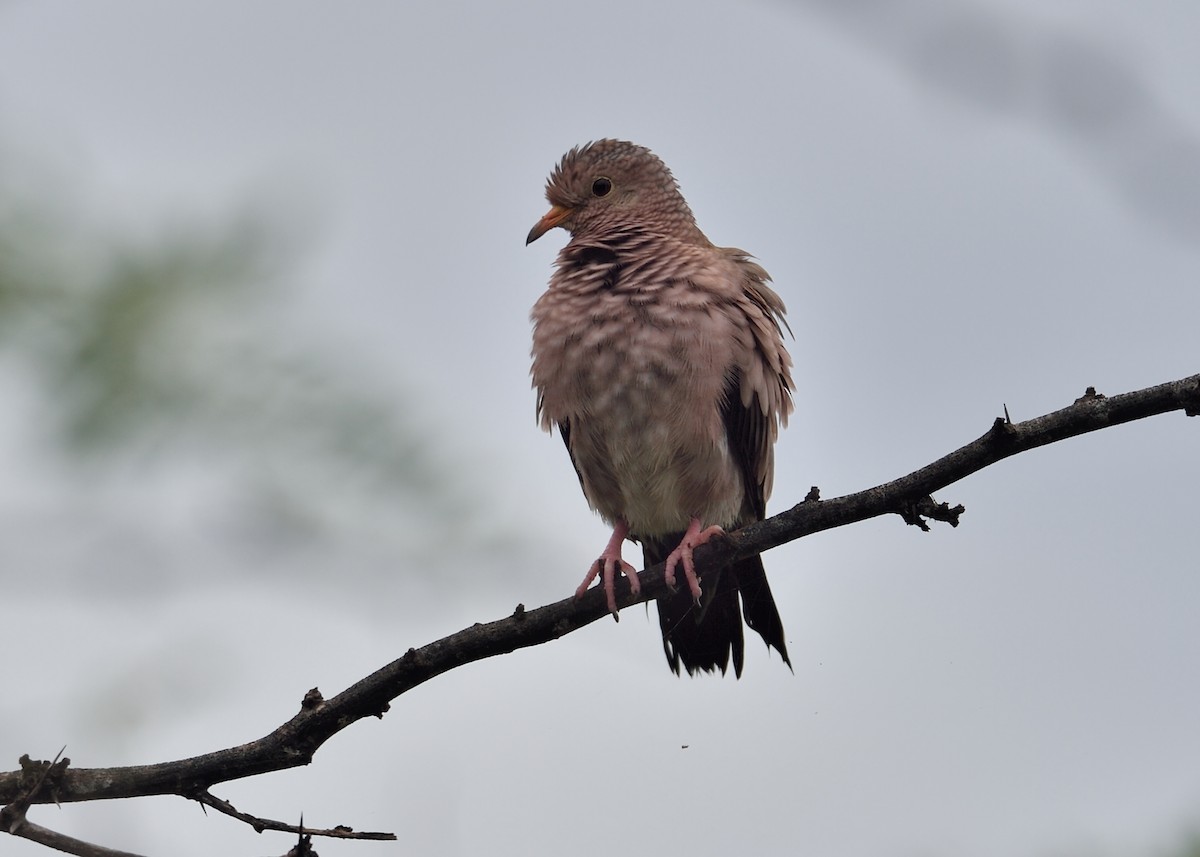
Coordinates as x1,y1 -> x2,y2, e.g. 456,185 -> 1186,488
2,2 -> 1199,856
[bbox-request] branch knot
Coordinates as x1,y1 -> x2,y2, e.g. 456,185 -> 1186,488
897,496 -> 965,531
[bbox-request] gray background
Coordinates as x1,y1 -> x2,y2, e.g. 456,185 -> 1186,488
2,2 -> 1198,855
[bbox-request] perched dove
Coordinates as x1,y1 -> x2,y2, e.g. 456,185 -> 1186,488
527,139 -> 793,677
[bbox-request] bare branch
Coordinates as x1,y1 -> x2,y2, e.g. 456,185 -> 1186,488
194,790 -> 394,841
2,372 -> 1196,851
732,373 -> 1198,558
1,818 -> 148,857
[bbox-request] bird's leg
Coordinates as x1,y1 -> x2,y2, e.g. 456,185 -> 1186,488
575,518 -> 641,617
664,517 -> 724,605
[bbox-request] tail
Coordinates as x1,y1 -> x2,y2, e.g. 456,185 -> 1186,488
645,540 -> 791,678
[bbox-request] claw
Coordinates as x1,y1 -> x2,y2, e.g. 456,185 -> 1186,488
664,518 -> 725,605
575,519 -> 641,615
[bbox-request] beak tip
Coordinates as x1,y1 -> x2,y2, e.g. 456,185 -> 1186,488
526,204 -> 570,246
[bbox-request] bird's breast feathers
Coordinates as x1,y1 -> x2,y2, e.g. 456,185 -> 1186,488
530,243 -> 787,533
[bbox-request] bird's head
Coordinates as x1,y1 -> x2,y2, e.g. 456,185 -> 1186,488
526,139 -> 699,245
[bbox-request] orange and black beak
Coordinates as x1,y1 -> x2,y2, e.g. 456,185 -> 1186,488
526,203 -> 572,245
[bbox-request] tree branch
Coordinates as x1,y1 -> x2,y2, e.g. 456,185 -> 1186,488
2,372 -> 1196,851
731,375 -> 1199,558
3,818 -> 148,857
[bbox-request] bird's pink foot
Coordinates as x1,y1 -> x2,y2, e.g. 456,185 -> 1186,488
575,520 -> 641,617
665,518 -> 725,604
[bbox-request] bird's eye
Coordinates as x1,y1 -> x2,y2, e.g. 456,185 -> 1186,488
591,177 -> 612,197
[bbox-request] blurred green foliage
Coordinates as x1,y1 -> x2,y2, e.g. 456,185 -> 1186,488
0,151 -> 471,553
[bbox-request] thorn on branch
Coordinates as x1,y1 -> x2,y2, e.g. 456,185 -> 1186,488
1,750 -> 70,836
18,752 -> 69,806
286,831 -> 317,857
897,496 -> 965,531
287,815 -> 315,857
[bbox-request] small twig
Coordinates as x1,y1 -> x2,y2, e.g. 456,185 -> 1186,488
0,818 -> 148,857
192,790 -> 395,841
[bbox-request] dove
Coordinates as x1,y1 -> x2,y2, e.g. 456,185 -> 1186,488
528,139 -> 792,676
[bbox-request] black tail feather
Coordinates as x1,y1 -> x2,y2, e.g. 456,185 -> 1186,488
735,554 -> 792,672
645,540 -> 790,678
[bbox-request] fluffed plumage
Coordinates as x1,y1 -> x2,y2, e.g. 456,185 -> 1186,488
527,139 -> 793,676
